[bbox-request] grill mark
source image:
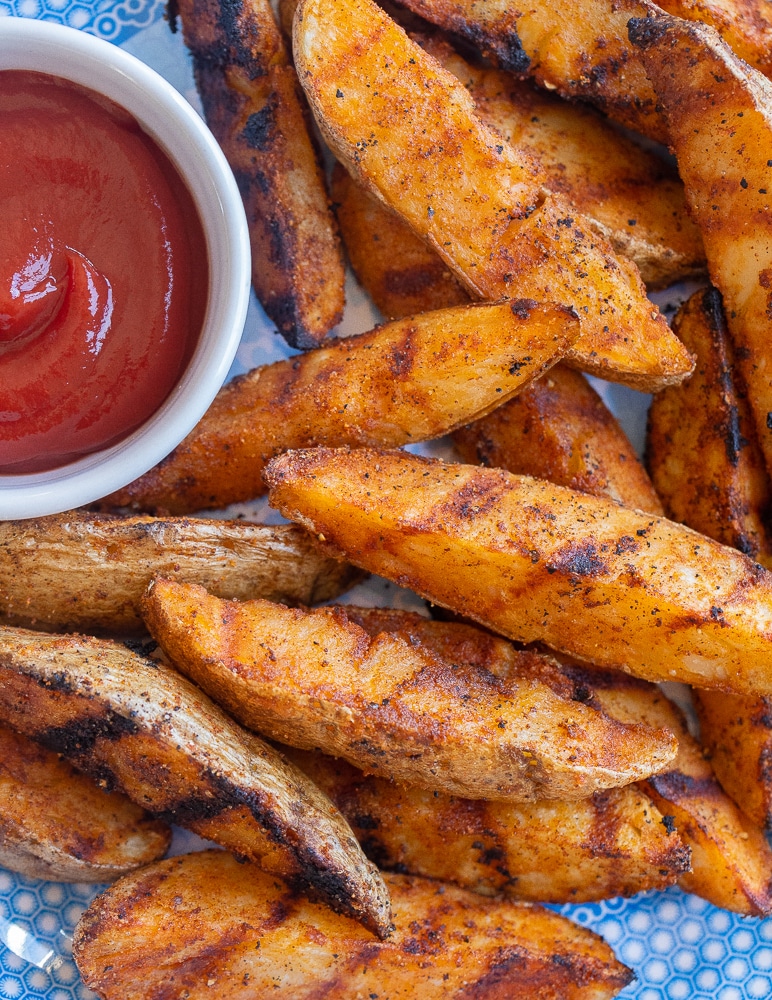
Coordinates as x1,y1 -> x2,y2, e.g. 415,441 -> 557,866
35,713 -> 140,757
546,540 -> 609,579
242,100 -> 276,150
646,770 -> 720,801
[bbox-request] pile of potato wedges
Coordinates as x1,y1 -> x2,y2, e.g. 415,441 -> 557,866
5,0 -> 772,995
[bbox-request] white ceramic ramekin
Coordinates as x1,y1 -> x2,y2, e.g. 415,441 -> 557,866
0,18 -> 251,518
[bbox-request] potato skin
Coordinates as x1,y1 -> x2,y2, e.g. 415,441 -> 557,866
266,446 -> 772,695
285,745 -> 690,903
294,0 -> 693,391
73,852 -> 634,1000
172,0 -> 345,347
454,364 -> 663,514
0,625 -> 391,937
0,724 -> 170,882
0,514 -> 361,634
104,299 -> 578,513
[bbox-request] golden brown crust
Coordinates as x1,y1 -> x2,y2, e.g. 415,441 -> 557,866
0,625 -> 391,937
286,744 -> 690,903
294,0 -> 694,391
453,364 -> 664,514
646,287 -> 772,565
102,299 -> 579,513
265,446 -> 772,695
174,0 -> 345,347
142,581 -> 677,800
0,514 -> 361,634
0,724 -> 170,882
73,852 -> 634,999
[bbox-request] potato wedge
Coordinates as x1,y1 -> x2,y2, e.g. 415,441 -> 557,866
565,663 -> 772,915
454,363 -> 664,514
694,689 -> 772,831
395,0 -> 772,139
266,447 -> 772,694
143,580 -> 676,800
331,164 -> 471,320
104,298 -> 579,513
294,0 -> 693,391
0,625 -> 391,937
0,514 -> 361,634
426,36 -> 704,290
0,723 -> 170,883
646,286 -> 772,565
629,13 -> 772,482
73,851 -> 634,1000
172,0 -> 344,347
285,745 -> 690,903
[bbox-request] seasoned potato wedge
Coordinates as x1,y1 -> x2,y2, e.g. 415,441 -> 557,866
427,36 -> 704,290
173,0 -> 344,347
567,664 -> 772,915
0,724 -> 170,883
395,0 -> 772,139
0,626 -> 391,937
630,14 -> 772,481
331,164 -> 471,320
73,852 -> 634,1000
646,286 -> 772,565
266,447 -> 772,694
695,689 -> 772,831
453,364 -> 663,514
143,581 -> 676,800
294,0 -> 694,391
104,299 -> 579,513
286,745 -> 690,903
0,514 -> 361,634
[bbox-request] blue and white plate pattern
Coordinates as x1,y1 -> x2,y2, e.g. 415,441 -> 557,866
1,3 -> 772,997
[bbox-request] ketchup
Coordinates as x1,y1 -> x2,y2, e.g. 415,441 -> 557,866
0,71 -> 209,473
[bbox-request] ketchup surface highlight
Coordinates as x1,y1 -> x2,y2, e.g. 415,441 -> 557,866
0,70 -> 209,473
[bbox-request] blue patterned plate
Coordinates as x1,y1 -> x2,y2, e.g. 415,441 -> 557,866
0,4 -> 771,997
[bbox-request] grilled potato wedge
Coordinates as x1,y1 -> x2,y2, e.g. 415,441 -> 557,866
173,0 -> 344,347
630,13 -> 772,482
427,36 -> 704,290
104,298 -> 579,513
567,664 -> 772,915
266,447 -> 772,695
73,851 -> 634,999
695,689 -> 772,830
143,581 -> 677,800
0,625 -> 391,937
0,514 -> 361,634
285,745 -> 690,903
395,0 -> 772,140
331,164 -> 471,320
454,364 -> 663,514
0,724 -> 170,882
646,286 -> 772,566
294,0 -> 693,391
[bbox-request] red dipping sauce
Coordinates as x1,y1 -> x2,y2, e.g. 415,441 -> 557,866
0,70 -> 209,473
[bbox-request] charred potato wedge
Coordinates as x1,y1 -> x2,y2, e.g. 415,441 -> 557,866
173,0 -> 344,347
454,363 -> 663,514
0,514 -> 361,634
568,664 -> 772,915
104,299 -> 579,513
266,447 -> 772,695
293,0 -> 693,391
695,689 -> 772,831
646,286 -> 772,566
143,581 -> 677,800
73,851 -> 634,999
0,724 -> 170,883
630,13 -> 772,483
286,744 -> 690,903
0,625 -> 391,937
